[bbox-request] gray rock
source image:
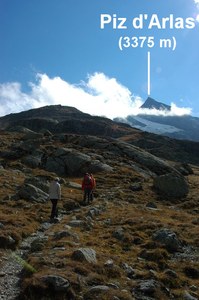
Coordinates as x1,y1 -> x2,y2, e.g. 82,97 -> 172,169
45,147 -> 113,176
30,237 -> 48,252
72,248 -> 97,263
45,147 -> 91,176
146,202 -> 157,209
112,227 -> 125,241
17,183 -> 49,203
184,267 -> 199,279
121,263 -> 135,279
24,176 -> 49,193
152,228 -> 182,253
41,275 -> 70,292
83,285 -> 110,299
87,207 -> 101,218
63,200 -> 81,212
68,220 -> 85,227
183,291 -> 198,300
133,279 -> 166,299
164,269 -> 178,278
22,155 -> 41,168
153,172 -> 189,199
89,159 -> 113,173
0,235 -> 16,249
54,230 -> 79,242
129,182 -> 143,191
117,140 -> 176,175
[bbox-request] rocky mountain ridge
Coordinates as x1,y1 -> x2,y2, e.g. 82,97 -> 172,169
115,97 -> 199,142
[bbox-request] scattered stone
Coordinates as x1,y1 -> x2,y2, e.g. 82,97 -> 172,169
63,199 -> 81,212
121,263 -> 135,279
190,286 -> 198,292
0,222 -> 4,229
30,237 -> 48,252
183,291 -> 198,300
129,182 -> 143,191
164,269 -> 178,278
112,227 -> 125,241
183,267 -> 199,279
146,202 -> 157,209
72,248 -> 97,263
83,285 -> 110,299
0,235 -> 17,250
54,230 -> 79,242
41,274 -> 70,291
152,228 -> 182,253
68,220 -> 85,227
87,207 -> 101,218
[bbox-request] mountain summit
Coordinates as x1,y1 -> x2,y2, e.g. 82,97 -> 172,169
115,97 -> 199,142
141,97 -> 171,111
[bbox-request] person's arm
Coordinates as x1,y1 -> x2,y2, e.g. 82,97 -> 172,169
57,184 -> 61,200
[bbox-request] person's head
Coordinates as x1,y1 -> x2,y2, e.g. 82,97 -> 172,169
54,177 -> 60,182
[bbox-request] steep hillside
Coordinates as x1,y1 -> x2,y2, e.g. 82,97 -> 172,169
0,126 -> 198,300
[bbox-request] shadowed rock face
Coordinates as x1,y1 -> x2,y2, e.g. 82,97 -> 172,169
0,104 -> 136,138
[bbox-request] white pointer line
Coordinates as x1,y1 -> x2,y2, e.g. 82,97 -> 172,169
147,51 -> 151,96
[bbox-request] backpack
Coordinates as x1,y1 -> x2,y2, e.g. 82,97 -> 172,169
84,174 -> 92,186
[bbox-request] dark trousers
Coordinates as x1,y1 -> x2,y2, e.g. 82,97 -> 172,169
83,188 -> 92,204
50,199 -> 58,218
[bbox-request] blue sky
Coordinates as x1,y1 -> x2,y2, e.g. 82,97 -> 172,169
0,0 -> 199,118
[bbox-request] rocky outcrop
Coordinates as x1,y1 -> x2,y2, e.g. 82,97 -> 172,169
45,147 -> 113,176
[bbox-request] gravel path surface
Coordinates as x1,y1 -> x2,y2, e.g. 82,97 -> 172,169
0,221 -> 54,300
0,252 -> 22,300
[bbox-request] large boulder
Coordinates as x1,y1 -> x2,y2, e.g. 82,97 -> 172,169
153,172 -> 189,199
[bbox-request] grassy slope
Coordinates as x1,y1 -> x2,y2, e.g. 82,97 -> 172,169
0,131 -> 198,299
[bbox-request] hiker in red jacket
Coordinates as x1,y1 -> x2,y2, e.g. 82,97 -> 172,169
82,173 -> 94,205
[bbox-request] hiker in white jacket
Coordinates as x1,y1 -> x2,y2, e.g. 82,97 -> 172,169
49,177 -> 61,220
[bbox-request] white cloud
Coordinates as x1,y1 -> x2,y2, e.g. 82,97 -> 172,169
194,0 -> 199,20
0,72 -> 191,119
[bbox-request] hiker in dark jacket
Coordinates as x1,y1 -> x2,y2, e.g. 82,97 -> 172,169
82,173 -> 94,204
